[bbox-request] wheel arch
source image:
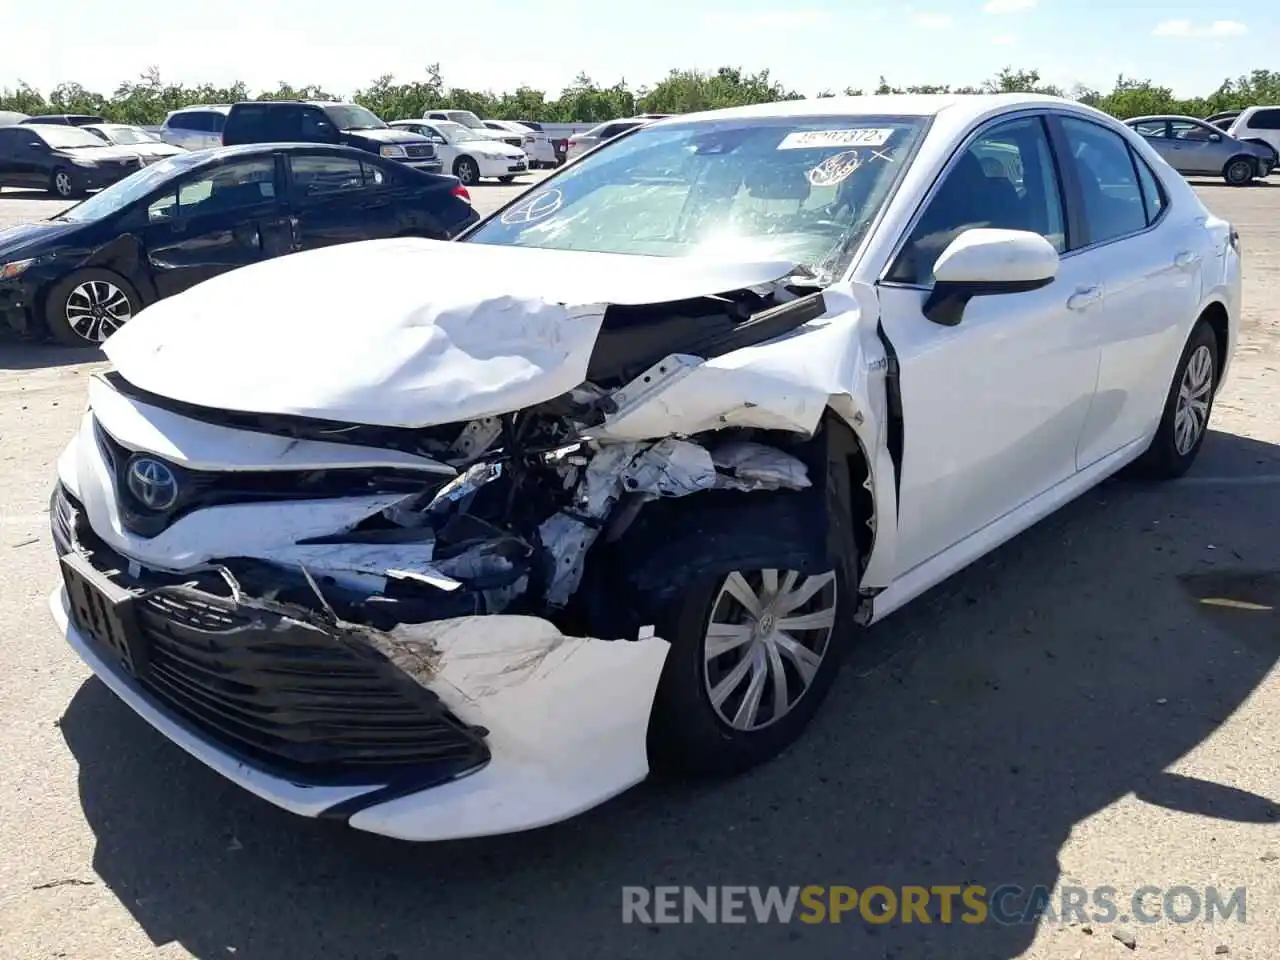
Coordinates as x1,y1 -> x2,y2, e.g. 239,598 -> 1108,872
1196,299 -> 1231,391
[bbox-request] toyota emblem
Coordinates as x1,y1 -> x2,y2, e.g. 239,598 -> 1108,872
126,456 -> 180,511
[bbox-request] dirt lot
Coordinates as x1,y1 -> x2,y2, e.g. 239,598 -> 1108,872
0,177 -> 1277,960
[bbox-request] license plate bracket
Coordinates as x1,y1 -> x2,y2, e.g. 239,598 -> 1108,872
60,552 -> 148,677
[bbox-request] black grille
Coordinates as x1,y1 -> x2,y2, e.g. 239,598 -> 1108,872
501,136 -> 522,148
133,589 -> 490,780
403,143 -> 435,159
53,484 -> 490,785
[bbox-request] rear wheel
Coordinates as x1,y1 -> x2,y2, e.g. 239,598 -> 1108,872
44,269 -> 140,346
1132,320 -> 1219,479
1224,156 -> 1255,185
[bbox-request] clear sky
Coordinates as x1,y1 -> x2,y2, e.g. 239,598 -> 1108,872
4,0 -> 1274,100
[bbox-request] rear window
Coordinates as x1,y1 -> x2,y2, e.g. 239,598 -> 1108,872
169,111 -> 222,133
1247,108 -> 1280,130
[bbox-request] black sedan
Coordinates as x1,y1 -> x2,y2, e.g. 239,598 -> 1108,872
0,143 -> 477,345
0,123 -> 152,198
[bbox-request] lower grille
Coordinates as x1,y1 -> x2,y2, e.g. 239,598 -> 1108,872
133,590 -> 490,780
54,483 -> 490,784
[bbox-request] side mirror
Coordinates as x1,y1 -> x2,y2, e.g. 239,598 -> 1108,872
430,135 -> 447,145
924,228 -> 1059,327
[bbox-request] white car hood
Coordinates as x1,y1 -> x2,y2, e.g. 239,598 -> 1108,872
104,237 -> 799,428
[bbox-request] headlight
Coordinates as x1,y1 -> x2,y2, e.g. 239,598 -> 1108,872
379,145 -> 408,158
0,258 -> 34,280
70,158 -> 98,168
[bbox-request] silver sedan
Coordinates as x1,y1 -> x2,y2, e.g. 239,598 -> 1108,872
1125,115 -> 1273,185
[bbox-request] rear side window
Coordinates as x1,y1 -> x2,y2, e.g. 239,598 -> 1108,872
1248,108 -> 1280,130
290,155 -> 379,195
226,105 -> 307,142
1058,116 -> 1147,247
599,122 -> 640,140
1132,151 -> 1167,226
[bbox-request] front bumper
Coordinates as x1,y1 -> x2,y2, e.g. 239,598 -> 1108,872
0,273 -> 39,335
477,155 -> 527,178
50,478 -> 669,839
403,158 -> 443,174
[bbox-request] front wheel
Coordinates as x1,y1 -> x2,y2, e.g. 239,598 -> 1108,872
1132,320 -> 1219,479
453,156 -> 479,186
1224,157 -> 1255,186
629,492 -> 859,777
44,269 -> 140,346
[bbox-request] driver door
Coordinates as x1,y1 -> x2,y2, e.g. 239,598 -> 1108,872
875,114 -> 1104,577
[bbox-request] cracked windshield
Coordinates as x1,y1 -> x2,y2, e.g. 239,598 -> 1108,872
467,116 -> 926,280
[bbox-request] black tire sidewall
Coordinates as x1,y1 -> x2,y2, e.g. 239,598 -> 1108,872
1137,322 -> 1219,478
44,269 -> 140,346
1225,158 -> 1254,185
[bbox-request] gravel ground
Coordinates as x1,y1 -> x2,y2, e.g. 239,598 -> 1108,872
0,176 -> 1277,960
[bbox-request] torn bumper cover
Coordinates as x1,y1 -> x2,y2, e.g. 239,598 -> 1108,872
51,544 -> 668,841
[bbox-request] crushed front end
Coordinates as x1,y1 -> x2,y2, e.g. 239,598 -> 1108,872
47,238 -> 885,840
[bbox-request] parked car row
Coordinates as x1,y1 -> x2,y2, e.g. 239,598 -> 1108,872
0,142 -> 477,344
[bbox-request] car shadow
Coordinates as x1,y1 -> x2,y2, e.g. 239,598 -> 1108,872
58,428 -> 1280,960
0,336 -> 101,371
1188,178 -> 1280,189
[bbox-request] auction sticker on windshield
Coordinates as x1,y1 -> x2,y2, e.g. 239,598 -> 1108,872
778,128 -> 894,150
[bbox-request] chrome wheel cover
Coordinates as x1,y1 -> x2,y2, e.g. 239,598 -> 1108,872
54,171 -> 74,196
703,569 -> 838,731
66,280 -> 132,342
1174,343 -> 1214,455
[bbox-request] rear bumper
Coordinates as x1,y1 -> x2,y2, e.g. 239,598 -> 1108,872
51,579 -> 669,840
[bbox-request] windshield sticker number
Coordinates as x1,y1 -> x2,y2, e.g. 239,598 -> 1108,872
778,128 -> 894,150
500,189 -> 563,225
807,150 -> 863,187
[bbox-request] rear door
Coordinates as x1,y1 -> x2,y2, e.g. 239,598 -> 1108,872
284,152 -> 401,250
1056,115 -> 1204,467
1167,119 -> 1225,176
0,128 -> 27,187
139,154 -> 293,297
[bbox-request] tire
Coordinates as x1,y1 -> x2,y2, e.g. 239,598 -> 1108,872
49,167 -> 82,199
1131,320 -> 1219,479
453,156 -> 479,186
1223,156 -> 1255,186
596,489 -> 860,778
43,269 -> 140,346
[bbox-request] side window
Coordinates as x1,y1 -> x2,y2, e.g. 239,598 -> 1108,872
1249,109 -> 1280,130
186,112 -> 214,133
1170,120 -> 1213,141
889,116 -> 1066,285
299,109 -> 336,141
290,155 -> 367,196
1130,120 -> 1167,139
1059,116 -> 1148,247
167,113 -> 195,131
147,159 -> 277,221
208,112 -> 226,134
1131,150 -> 1167,226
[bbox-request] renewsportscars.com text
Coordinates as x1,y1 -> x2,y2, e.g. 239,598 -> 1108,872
621,885 -> 1247,926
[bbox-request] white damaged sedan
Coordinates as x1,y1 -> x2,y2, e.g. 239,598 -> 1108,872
49,94 -> 1240,841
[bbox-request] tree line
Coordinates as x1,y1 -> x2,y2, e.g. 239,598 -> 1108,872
5,65 -> 1280,126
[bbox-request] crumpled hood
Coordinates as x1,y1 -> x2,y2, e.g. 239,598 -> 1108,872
103,237 -> 799,428
0,220 -> 79,259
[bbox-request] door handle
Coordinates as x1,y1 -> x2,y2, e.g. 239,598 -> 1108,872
1174,250 -> 1201,270
1066,285 -> 1102,311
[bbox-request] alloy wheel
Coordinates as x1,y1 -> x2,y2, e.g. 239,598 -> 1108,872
54,171 -> 74,197
65,280 -> 133,342
702,568 -> 838,731
1174,343 -> 1214,455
